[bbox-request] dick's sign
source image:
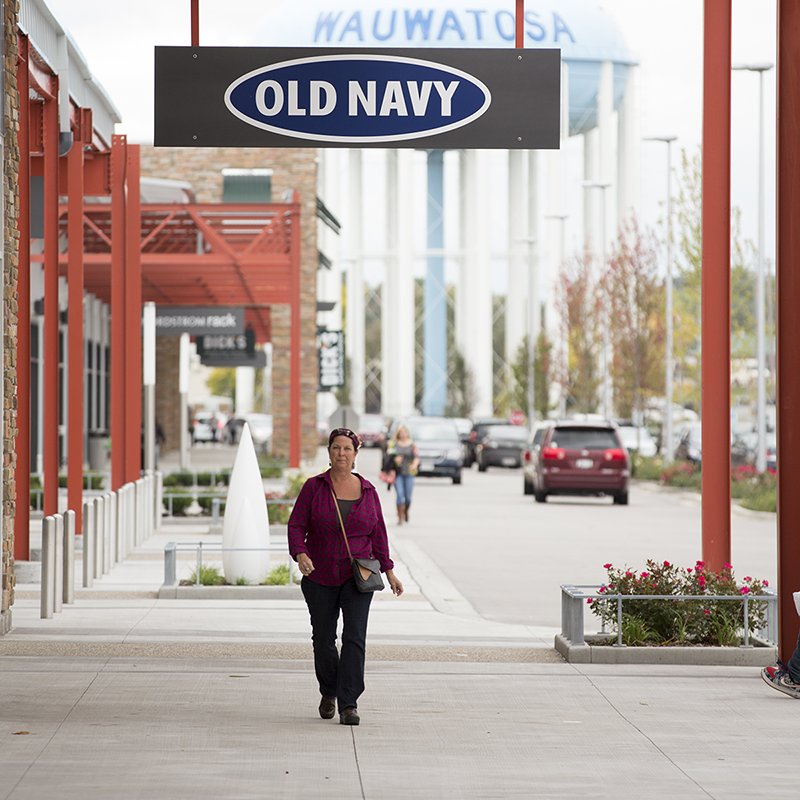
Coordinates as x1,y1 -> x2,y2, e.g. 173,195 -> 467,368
154,47 -> 560,149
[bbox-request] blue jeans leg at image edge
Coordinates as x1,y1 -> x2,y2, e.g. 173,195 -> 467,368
787,630 -> 800,683
395,474 -> 414,506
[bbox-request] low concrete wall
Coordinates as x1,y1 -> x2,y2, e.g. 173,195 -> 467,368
158,584 -> 301,600
555,633 -> 777,666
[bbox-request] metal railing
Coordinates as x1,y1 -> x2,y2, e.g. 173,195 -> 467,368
163,541 -> 299,588
160,493 -> 293,518
560,584 -> 778,648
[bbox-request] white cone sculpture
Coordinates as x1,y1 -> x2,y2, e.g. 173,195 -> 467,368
222,423 -> 271,584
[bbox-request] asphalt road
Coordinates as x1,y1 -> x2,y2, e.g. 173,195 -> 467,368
356,448 -> 778,629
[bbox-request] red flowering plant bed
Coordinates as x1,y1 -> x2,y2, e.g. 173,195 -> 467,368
587,560 -> 770,646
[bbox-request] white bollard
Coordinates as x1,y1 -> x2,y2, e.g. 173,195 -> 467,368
63,509 -> 75,604
53,514 -> 64,614
94,495 -> 104,580
82,500 -> 94,589
103,492 -> 112,574
40,516 -> 56,619
155,471 -> 163,532
109,491 -> 118,565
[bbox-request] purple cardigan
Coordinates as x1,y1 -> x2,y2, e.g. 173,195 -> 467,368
287,470 -> 394,587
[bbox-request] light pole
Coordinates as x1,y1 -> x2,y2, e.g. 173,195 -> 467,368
733,62 -> 773,473
546,214 -> 569,417
517,235 -> 538,425
582,181 -> 612,419
644,135 -> 677,463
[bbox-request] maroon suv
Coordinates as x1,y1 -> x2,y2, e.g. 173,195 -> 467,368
532,421 -> 630,505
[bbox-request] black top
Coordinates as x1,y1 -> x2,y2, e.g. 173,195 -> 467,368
336,497 -> 356,525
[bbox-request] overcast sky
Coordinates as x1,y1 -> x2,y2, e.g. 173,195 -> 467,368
43,0 -> 777,257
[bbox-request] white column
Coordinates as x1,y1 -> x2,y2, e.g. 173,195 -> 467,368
458,150 -> 493,417
346,149 -> 365,414
598,60 -> 616,249
382,149 -> 416,418
617,64 -> 640,220
235,367 -> 255,414
583,129 -> 599,249
506,150 -> 528,364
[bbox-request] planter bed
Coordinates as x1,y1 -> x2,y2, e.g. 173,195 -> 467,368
158,584 -> 301,600
555,632 -> 776,666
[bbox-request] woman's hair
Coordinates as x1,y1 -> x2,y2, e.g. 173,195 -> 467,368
328,427 -> 361,451
396,426 -> 410,439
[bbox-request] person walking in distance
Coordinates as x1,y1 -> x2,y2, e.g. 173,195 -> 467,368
387,425 -> 419,525
288,428 -> 403,725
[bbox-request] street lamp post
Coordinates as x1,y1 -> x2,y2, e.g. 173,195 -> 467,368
546,214 -> 569,417
582,181 -> 612,418
517,235 -> 538,425
644,135 -> 677,463
733,62 -> 773,473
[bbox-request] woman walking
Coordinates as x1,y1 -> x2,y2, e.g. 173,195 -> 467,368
387,425 -> 419,525
288,427 -> 403,725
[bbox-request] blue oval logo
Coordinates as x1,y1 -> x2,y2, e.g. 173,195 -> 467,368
224,54 -> 492,143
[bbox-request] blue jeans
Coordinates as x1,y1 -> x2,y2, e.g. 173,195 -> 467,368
788,629 -> 800,682
394,474 -> 414,506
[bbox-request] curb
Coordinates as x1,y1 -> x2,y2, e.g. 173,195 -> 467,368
554,633 -> 777,666
158,584 -> 301,599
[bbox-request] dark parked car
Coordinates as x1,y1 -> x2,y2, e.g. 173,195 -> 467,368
476,424 -> 529,471
523,420 -> 555,495
399,416 -> 463,484
531,421 -> 630,505
464,418 -> 509,467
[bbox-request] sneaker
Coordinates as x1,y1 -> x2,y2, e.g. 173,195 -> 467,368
761,664 -> 800,699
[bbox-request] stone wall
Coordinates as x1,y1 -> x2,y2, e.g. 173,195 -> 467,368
140,146 -> 319,461
2,0 -> 20,635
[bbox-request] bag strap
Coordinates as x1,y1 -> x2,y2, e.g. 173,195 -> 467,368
329,486 -> 354,560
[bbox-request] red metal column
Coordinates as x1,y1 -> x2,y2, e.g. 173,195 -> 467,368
191,0 -> 200,46
515,0 -> 524,48
14,37 -> 31,560
67,128 -> 84,532
42,85 -> 60,517
776,0 -> 800,663
110,135 -> 127,490
700,0 -> 732,570
124,145 -> 142,483
289,200 -> 302,468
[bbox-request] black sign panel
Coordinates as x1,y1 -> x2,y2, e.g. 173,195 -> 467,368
156,306 -> 244,337
318,330 -> 345,390
155,46 -> 560,150
196,329 -> 266,368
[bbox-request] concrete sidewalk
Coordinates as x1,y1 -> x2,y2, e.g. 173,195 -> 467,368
3,454 -> 799,798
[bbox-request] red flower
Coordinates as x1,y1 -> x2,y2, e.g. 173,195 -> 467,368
625,571 -> 633,578
641,572 -> 650,578
603,563 -> 613,569
703,609 -> 711,616
744,576 -> 752,583
764,579 -> 769,587
663,560 -> 671,567
696,560 -> 705,568
740,586 -> 751,595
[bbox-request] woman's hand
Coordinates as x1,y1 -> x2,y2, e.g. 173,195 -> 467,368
297,553 -> 314,576
385,569 -> 404,597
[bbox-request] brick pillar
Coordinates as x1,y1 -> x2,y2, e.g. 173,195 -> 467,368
2,0 -> 20,635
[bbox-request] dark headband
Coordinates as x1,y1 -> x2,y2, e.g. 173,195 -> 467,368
328,427 -> 361,451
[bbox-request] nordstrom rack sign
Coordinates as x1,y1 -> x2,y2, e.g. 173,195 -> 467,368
154,46 -> 560,149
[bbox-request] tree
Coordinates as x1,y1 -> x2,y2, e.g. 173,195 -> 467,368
446,344 -> 477,417
602,218 -> 666,421
556,251 -> 603,414
206,368 -> 236,406
533,311 -> 554,419
672,147 -> 758,410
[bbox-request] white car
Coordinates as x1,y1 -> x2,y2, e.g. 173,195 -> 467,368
618,425 -> 658,458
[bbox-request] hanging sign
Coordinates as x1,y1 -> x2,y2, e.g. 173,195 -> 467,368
155,306 -> 244,337
154,46 -> 560,149
318,330 -> 345,390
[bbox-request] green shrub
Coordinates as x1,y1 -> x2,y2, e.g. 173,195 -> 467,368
262,563 -> 293,585
186,565 -> 225,586
660,462 -> 702,489
162,494 -> 193,516
284,472 -> 307,499
588,559 -> 769,647
631,455 -> 664,481
258,455 -> 287,479
197,495 -> 226,515
195,472 -> 214,487
163,471 -> 194,488
29,475 -> 42,490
